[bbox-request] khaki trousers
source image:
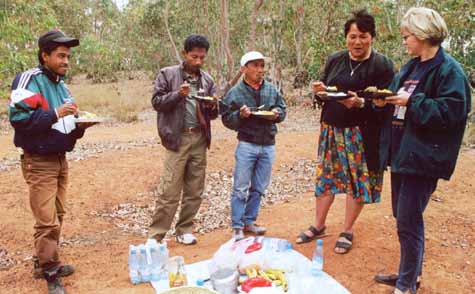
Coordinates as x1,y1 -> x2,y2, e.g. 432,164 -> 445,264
149,132 -> 207,240
21,152 -> 68,272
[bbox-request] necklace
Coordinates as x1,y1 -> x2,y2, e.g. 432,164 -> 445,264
349,59 -> 363,76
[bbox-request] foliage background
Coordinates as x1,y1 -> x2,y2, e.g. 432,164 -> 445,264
1,0 -> 474,101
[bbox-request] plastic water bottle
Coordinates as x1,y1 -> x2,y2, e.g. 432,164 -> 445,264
311,239 -> 324,276
145,239 -> 161,282
261,237 -> 292,252
159,243 -> 169,280
138,244 -> 151,282
128,245 -> 141,284
150,246 -> 161,281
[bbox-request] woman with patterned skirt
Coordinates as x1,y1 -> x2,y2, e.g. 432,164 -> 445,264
295,9 -> 394,254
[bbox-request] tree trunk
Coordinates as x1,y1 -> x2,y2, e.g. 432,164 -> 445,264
294,1 -> 305,71
220,0 -> 234,81
248,0 -> 264,50
164,1 -> 182,64
204,0 -> 216,78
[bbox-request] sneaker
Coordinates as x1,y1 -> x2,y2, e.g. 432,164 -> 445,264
46,276 -> 66,294
232,228 -> 244,241
176,233 -> 197,245
34,264 -> 75,280
393,288 -> 411,294
243,223 -> 266,235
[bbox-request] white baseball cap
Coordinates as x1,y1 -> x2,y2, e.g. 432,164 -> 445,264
240,51 -> 266,67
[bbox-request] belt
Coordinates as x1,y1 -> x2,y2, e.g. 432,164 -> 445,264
22,151 -> 66,159
182,127 -> 202,133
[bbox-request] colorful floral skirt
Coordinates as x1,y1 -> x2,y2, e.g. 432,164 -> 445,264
315,122 -> 382,203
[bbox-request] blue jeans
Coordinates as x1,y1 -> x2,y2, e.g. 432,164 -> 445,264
391,173 -> 438,293
231,141 -> 275,229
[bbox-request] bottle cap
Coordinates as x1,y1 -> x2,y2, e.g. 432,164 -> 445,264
317,239 -> 323,246
196,279 -> 204,286
286,243 -> 293,250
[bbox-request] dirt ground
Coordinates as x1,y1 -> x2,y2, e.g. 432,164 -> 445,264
0,84 -> 474,293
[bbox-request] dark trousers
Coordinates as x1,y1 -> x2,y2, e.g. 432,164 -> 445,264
391,173 -> 438,293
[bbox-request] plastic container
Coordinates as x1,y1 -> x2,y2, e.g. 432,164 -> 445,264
311,239 -> 324,276
168,256 -> 188,288
128,245 -> 141,284
210,268 -> 239,294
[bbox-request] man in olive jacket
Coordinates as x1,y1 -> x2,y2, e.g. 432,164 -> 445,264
150,34 -> 218,245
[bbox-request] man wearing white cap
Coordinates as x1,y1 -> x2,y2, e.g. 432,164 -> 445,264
221,51 -> 287,241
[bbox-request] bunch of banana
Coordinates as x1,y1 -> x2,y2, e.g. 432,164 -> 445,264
254,269 -> 288,292
245,267 -> 258,278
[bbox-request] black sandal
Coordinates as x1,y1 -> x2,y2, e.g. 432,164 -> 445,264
334,232 -> 353,254
296,225 -> 326,244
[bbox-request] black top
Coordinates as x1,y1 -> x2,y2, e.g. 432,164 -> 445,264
319,50 -> 394,127
319,49 -> 394,171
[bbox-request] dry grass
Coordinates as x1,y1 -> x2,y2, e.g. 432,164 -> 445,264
69,73 -> 154,122
1,72 -> 155,123
0,100 -> 7,118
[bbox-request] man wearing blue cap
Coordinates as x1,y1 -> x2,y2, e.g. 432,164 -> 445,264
8,29 -> 93,294
221,51 -> 287,241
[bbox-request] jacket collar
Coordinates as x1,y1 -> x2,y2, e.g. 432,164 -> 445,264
243,78 -> 264,91
398,47 -> 445,84
179,62 -> 202,80
39,64 -> 63,84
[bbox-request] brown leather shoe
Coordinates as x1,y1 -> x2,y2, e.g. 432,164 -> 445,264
374,273 -> 420,290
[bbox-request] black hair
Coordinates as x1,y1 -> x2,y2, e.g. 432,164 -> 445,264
38,42 -> 62,65
344,9 -> 376,38
183,34 -> 210,53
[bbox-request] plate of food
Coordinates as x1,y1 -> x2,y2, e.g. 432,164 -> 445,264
192,95 -> 216,102
75,111 -> 108,123
357,87 -> 396,100
325,86 -> 338,92
316,91 -> 351,101
251,110 -> 276,118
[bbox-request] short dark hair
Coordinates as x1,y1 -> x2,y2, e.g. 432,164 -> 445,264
183,34 -> 210,52
344,9 -> 376,38
38,42 -> 62,65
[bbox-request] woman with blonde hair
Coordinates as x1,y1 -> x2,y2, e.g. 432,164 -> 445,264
373,7 -> 471,294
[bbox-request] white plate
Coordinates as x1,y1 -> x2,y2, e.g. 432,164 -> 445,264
193,95 -> 216,101
75,117 -> 108,123
251,111 -> 275,118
